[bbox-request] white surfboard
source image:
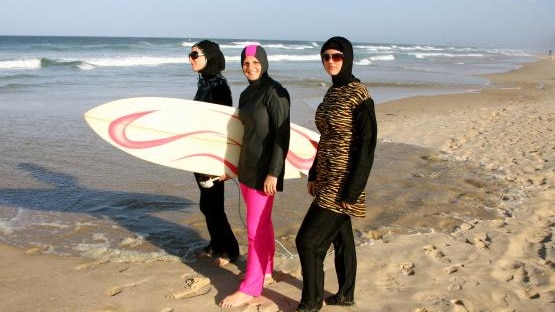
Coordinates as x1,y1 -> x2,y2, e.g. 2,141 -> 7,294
83,97 -> 319,179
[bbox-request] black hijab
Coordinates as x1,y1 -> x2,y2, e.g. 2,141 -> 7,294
194,40 -> 225,77
321,36 -> 358,87
240,45 -> 270,84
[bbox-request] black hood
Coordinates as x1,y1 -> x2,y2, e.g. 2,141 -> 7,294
194,40 -> 225,76
321,36 -> 358,87
240,45 -> 269,83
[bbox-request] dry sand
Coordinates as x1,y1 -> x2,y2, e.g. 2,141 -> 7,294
1,58 -> 554,312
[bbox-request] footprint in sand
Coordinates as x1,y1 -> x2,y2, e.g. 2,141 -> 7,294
473,237 -> 489,249
423,245 -> 446,259
464,232 -> 490,249
106,282 -> 137,297
105,278 -> 150,297
74,259 -> 105,271
450,299 -> 471,312
492,259 -> 521,282
399,261 -> 415,276
248,295 -> 279,310
443,264 -> 461,274
166,274 -> 211,299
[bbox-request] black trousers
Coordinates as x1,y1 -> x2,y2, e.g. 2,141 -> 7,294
295,204 -> 357,310
194,173 -> 239,259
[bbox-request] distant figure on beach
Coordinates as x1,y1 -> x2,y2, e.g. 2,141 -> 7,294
219,44 -> 290,308
549,49 -> 552,56
188,40 -> 239,266
295,36 -> 377,312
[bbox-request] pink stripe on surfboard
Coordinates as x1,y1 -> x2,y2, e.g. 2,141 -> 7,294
109,110 -> 240,149
176,153 -> 239,176
285,127 -> 318,171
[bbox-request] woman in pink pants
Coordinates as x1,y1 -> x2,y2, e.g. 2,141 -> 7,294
220,44 -> 290,308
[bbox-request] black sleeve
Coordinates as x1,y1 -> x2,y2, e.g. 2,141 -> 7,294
343,97 -> 378,203
212,81 -> 233,107
266,85 -> 291,177
308,149 -> 318,181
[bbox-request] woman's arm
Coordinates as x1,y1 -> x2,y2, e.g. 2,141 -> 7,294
343,97 -> 378,203
265,86 -> 291,178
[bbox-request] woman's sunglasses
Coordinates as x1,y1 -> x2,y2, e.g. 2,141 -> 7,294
321,53 -> 344,62
188,51 -> 205,60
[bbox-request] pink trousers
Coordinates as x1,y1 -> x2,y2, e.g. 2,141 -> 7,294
239,183 -> 275,296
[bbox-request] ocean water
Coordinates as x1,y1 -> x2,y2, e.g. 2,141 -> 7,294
0,36 -> 535,262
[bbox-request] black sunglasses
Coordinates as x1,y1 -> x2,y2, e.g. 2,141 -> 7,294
188,51 -> 205,60
321,53 -> 344,62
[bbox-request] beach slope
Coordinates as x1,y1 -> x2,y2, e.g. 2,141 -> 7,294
1,58 -> 554,312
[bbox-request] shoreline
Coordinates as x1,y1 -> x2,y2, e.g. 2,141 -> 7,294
1,57 -> 554,311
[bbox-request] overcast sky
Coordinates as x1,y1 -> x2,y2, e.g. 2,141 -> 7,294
1,0 -> 554,50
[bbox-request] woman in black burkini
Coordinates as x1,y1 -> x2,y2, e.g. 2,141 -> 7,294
295,36 -> 377,312
188,40 -> 239,265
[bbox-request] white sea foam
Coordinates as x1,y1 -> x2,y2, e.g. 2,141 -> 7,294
485,49 -> 532,57
370,55 -> 395,61
91,232 -> 109,243
0,220 -> 17,235
0,58 -> 42,70
356,45 -> 394,51
119,234 -> 149,248
183,40 -> 279,49
85,56 -> 186,67
264,43 -> 316,50
447,47 -> 479,52
0,208 -> 26,235
356,54 -> 395,66
222,41 -> 316,50
1,56 -> 189,70
268,54 -> 321,62
357,44 -> 443,52
77,62 -> 95,70
225,55 -> 242,62
225,54 -> 321,63
224,41 -> 261,48
400,45 -> 444,51
411,52 -> 484,59
73,243 -> 181,263
356,59 -> 372,66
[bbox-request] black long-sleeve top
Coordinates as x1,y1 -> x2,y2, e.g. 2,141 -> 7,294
193,73 -> 232,107
237,73 -> 290,191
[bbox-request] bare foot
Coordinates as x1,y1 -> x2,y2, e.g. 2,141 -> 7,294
196,249 -> 211,258
214,256 -> 231,267
196,252 -> 210,259
220,291 -> 254,308
264,274 -> 276,286
235,273 -> 274,285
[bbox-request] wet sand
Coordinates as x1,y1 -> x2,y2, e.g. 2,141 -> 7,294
1,57 -> 554,312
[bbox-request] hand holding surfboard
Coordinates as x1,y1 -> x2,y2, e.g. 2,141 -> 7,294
84,97 -> 319,179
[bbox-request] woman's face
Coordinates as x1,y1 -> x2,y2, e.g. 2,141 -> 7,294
321,48 -> 343,77
242,55 -> 262,81
189,46 -> 207,72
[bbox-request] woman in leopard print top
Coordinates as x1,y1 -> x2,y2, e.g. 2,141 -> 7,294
295,36 -> 378,312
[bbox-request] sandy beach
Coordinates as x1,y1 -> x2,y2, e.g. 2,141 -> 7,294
1,57 -> 553,312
